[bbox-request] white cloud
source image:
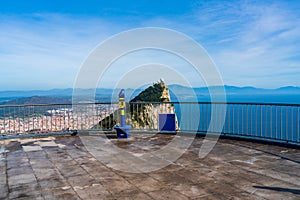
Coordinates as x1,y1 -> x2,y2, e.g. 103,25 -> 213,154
1,1 -> 300,90
0,14 -> 126,90
194,1 -> 300,88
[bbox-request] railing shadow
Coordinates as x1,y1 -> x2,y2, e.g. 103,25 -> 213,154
253,185 -> 300,195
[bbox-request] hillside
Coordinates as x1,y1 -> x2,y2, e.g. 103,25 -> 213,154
97,80 -> 178,130
130,81 -> 170,102
1,96 -> 71,105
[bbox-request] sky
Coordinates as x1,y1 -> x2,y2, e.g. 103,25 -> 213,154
1,0 -> 300,90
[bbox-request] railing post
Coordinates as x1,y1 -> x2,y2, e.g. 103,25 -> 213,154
114,89 -> 131,138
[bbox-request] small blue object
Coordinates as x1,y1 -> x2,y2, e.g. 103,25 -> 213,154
114,125 -> 131,138
159,114 -> 176,131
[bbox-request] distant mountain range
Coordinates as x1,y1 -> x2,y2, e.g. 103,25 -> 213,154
0,85 -> 300,104
0,96 -> 72,105
1,85 -> 300,97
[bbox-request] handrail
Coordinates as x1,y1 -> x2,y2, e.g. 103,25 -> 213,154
0,102 -> 299,145
0,102 -> 118,108
1,101 -> 300,107
130,101 -> 300,107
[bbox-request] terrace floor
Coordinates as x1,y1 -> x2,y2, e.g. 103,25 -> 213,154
0,133 -> 300,200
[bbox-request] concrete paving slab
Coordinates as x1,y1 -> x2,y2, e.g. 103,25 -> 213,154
0,134 -> 300,199
127,175 -> 167,193
38,141 -> 58,147
73,183 -> 112,199
42,187 -> 80,200
147,189 -> 189,200
22,145 -> 43,152
8,182 -> 42,200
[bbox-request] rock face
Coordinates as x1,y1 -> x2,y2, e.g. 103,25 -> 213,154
129,80 -> 178,130
130,80 -> 171,103
97,80 -> 178,130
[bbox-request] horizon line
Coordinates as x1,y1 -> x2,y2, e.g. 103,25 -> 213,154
0,84 -> 300,92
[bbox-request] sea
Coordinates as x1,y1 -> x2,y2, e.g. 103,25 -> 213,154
172,94 -> 300,143
0,97 -> 17,103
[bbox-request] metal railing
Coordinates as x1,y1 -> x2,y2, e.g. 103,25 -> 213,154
0,102 -> 299,145
174,102 -> 300,144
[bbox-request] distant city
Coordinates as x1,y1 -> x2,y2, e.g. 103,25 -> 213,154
0,104 -> 118,134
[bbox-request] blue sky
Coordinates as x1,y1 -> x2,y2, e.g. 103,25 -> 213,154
1,0 -> 300,90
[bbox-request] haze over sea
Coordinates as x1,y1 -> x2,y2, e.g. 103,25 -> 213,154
1,84 -> 300,104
